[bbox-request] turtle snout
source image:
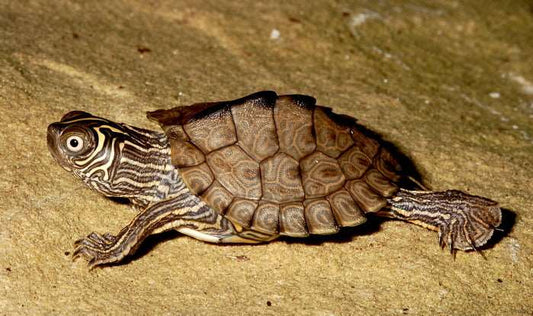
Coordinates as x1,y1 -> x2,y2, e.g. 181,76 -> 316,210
47,123 -> 68,168
47,122 -> 61,134
47,123 -> 61,149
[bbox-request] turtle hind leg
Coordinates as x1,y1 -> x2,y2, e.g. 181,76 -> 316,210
72,196 -> 270,269
379,189 -> 502,252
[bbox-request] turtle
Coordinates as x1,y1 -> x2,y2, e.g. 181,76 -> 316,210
47,91 -> 502,268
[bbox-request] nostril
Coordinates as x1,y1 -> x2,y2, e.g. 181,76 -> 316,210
47,124 -> 62,150
47,123 -> 61,135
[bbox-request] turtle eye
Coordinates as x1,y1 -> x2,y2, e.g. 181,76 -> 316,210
66,135 -> 84,152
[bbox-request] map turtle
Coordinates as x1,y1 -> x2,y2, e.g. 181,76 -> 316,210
47,91 -> 502,268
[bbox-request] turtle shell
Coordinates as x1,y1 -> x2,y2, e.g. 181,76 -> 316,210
147,91 -> 403,237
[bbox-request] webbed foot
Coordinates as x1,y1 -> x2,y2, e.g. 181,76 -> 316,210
73,232 -> 124,269
388,189 -> 503,254
437,201 -> 501,253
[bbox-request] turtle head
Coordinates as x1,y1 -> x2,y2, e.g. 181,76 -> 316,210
47,111 -> 171,203
47,111 -> 104,174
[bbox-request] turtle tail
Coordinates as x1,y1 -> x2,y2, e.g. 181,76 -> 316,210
380,189 -> 502,252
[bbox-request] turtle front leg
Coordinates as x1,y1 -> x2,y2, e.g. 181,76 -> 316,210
381,189 -> 502,253
72,195 -> 246,269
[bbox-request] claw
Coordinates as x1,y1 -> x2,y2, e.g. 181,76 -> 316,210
88,258 -> 98,270
72,252 -> 80,262
70,231 -> 126,269
466,234 -> 488,260
451,248 -> 457,260
449,233 -> 455,257
72,246 -> 90,262
438,228 -> 448,249
449,230 -> 457,257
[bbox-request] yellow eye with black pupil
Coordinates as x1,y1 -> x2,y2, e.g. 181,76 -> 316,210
66,135 -> 84,152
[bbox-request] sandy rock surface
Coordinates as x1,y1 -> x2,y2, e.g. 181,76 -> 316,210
1,1 -> 532,314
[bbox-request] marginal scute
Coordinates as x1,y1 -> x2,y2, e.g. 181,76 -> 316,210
375,147 -> 402,182
225,199 -> 257,228
206,145 -> 262,200
183,109 -> 237,153
201,180 -> 233,213
180,162 -> 214,194
351,128 -> 380,159
274,96 -> 316,160
303,199 -> 339,235
314,108 -> 354,158
260,153 -> 304,203
345,180 -> 386,213
338,146 -> 372,180
251,202 -> 280,235
231,98 -> 278,161
300,152 -> 345,198
364,168 -> 398,197
279,203 -> 308,237
326,189 -> 366,226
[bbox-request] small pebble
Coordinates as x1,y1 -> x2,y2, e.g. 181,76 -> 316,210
270,29 -> 280,40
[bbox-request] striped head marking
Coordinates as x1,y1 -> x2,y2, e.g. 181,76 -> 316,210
47,111 -> 171,201
47,111 -> 128,183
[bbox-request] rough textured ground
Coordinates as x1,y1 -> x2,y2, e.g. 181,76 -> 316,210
1,0 -> 532,314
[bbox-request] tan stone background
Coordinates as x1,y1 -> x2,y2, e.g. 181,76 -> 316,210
1,0 -> 532,314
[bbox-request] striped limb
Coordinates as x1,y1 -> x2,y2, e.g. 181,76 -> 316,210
381,189 -> 502,253
73,194 -> 269,269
